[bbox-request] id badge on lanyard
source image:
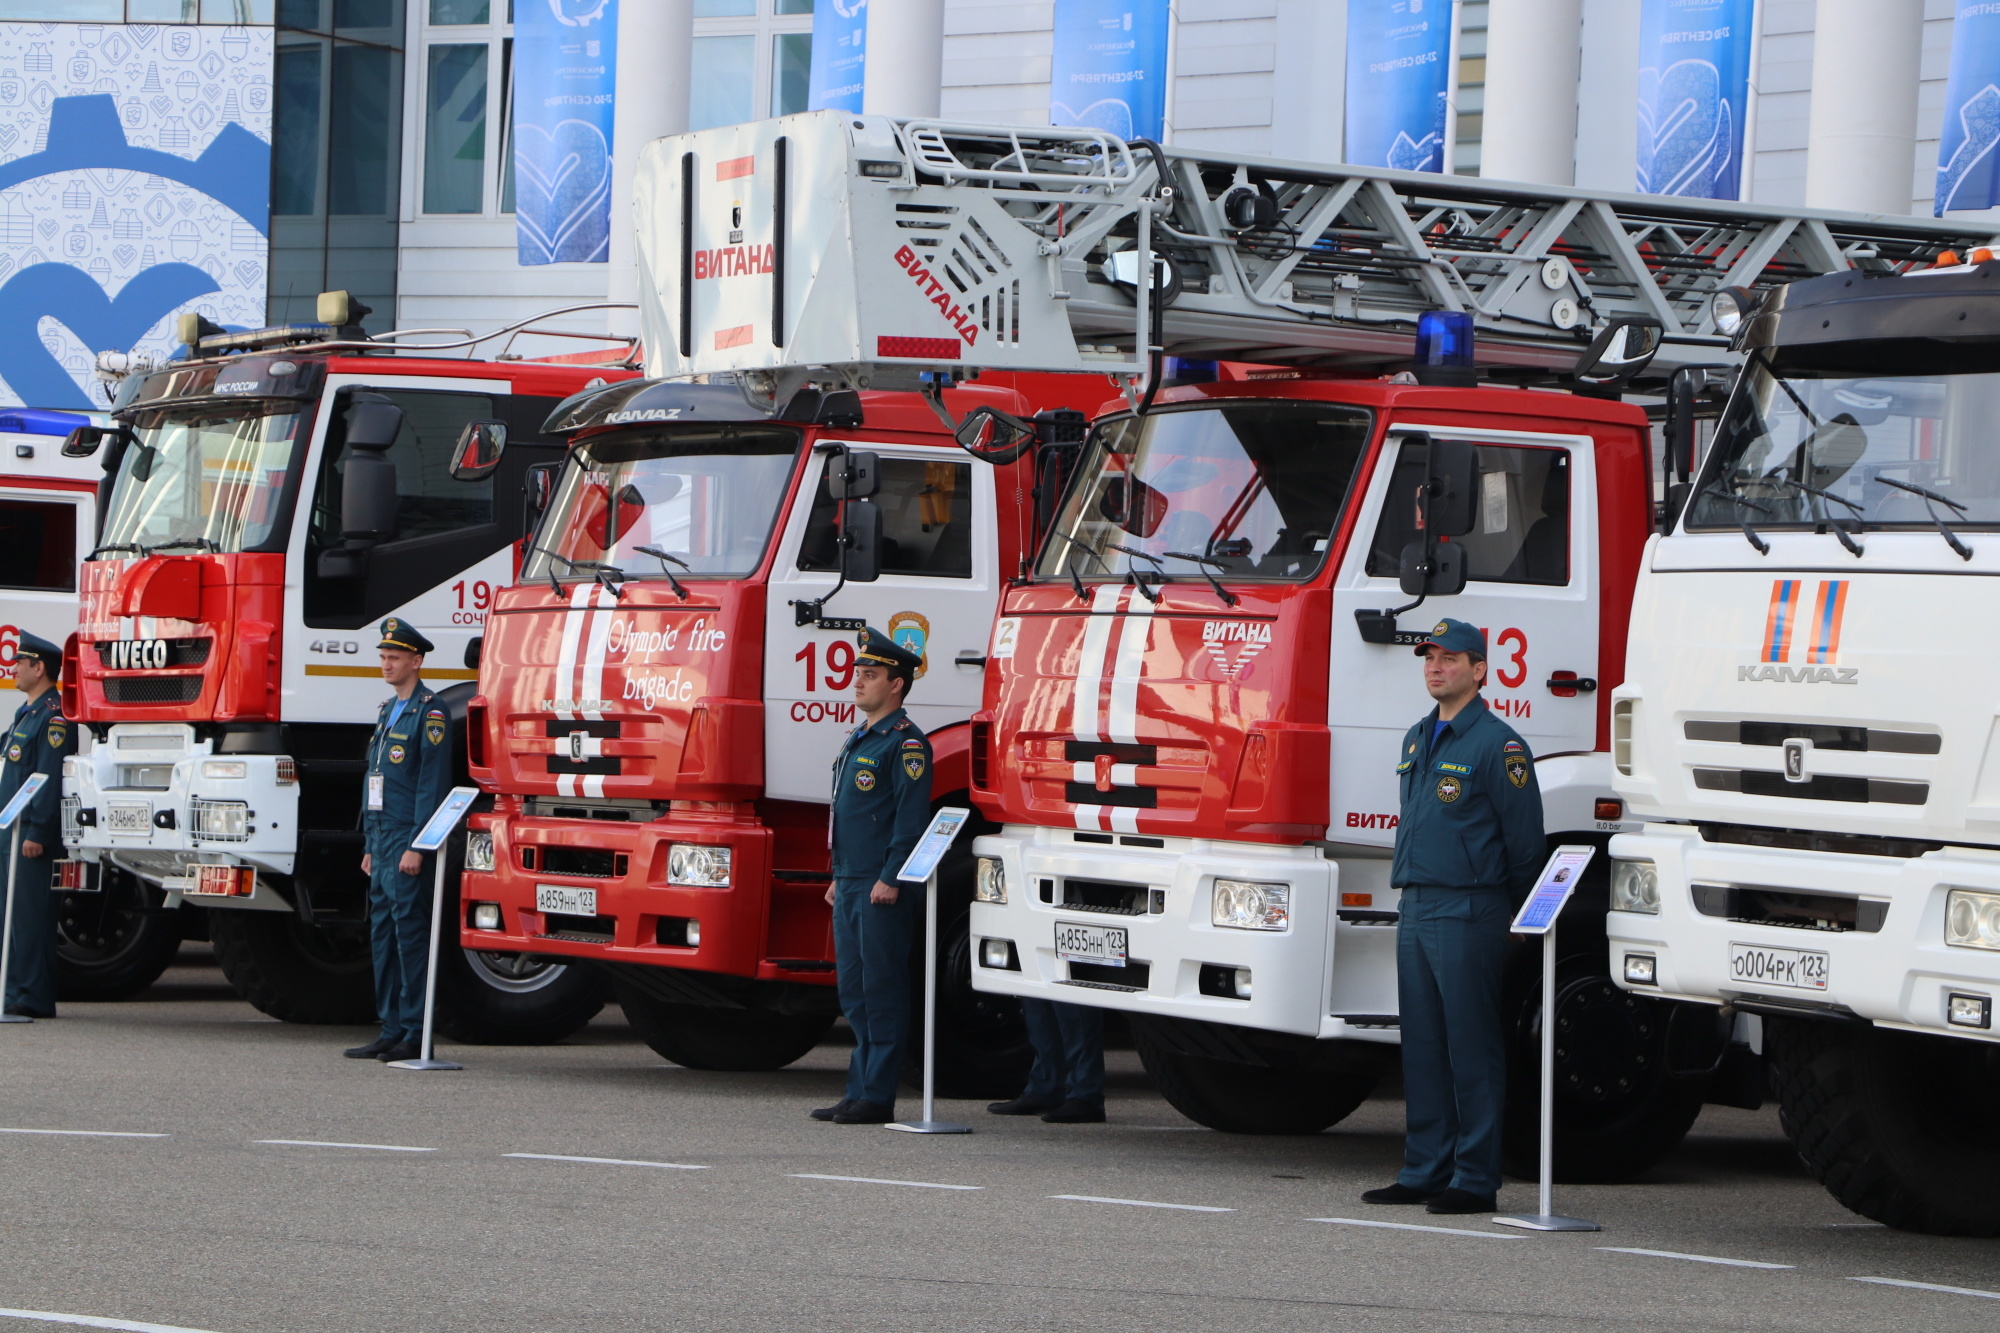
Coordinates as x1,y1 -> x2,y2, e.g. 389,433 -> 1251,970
367,773 -> 385,811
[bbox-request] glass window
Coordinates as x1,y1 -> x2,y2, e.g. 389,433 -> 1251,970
0,500 -> 77,593
526,429 -> 802,582
203,0 -> 277,19
429,0 -> 487,21
798,457 -> 974,578
1366,443 -> 1571,585
695,0 -> 755,14
776,0 -> 814,12
498,37 -> 515,214
129,0 -> 200,19
1041,403 -> 1373,584
309,391 -> 497,554
690,34 -> 754,131
101,404 -> 308,557
772,31 -> 810,116
0,1 -> 120,16
424,43 -> 488,214
272,42 -> 323,217
335,0 -> 402,37
329,43 -> 397,215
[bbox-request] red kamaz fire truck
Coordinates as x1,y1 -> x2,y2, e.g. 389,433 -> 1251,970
58,295 -> 638,1039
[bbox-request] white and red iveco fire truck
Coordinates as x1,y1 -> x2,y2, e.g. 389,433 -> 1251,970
1608,255 -> 2000,1233
519,107 -> 1972,1160
57,295 -> 635,1038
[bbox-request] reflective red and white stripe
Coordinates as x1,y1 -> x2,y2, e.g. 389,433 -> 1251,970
549,583 -> 618,797
1069,584 -> 1153,833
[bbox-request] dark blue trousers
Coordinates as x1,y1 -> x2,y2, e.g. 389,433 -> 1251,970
365,829 -> 430,1043
2,846 -> 55,1016
1019,998 -> 1104,1104
1395,886 -> 1512,1196
832,875 -> 917,1106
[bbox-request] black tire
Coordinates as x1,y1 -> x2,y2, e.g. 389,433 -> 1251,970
436,943 -> 607,1045
615,981 -> 833,1071
1132,1025 -> 1383,1134
54,869 -> 184,1001
1501,950 -> 1705,1182
1767,1017 -> 2000,1236
208,910 -> 377,1025
903,896 -> 1034,1100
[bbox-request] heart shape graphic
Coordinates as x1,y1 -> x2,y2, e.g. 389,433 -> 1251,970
0,261 -> 216,409
233,260 -> 259,286
113,244 -> 136,267
35,219 -> 55,240
513,119 -> 611,265
0,126 -> 17,150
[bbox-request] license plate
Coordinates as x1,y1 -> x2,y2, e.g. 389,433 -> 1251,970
106,802 -> 150,832
1055,921 -> 1127,966
536,884 -> 597,917
1729,941 -> 1829,991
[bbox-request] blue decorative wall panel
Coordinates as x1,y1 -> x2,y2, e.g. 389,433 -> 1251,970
1636,0 -> 1755,201
809,0 -> 867,114
1936,1 -> 2000,216
1049,0 -> 1170,142
1344,0 -> 1456,174
514,0 -> 617,266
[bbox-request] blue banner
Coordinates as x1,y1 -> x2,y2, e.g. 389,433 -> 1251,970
1344,0 -> 1456,173
810,0 -> 868,113
1936,2 -> 2000,215
1636,0 -> 1754,200
1049,0 -> 1171,142
514,0 -> 617,266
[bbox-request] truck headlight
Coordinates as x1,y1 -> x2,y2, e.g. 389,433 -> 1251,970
1610,859 -> 1659,914
668,843 -> 731,887
1945,888 -> 2000,951
465,830 -> 495,873
975,856 -> 1006,903
200,760 -> 247,780
1212,879 -> 1289,931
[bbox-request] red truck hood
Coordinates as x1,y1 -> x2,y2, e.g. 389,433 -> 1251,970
70,553 -> 283,722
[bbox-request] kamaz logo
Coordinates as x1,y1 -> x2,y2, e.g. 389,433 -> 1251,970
1737,664 -> 1857,685
603,408 -> 683,424
105,639 -> 170,670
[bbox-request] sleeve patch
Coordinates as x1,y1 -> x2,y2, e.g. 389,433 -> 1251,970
902,752 -> 926,781
1505,754 -> 1529,788
1503,740 -> 1526,753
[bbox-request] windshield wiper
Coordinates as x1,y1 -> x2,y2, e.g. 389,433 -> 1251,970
634,545 -> 692,600
86,542 -> 144,561
1699,481 -> 1774,555
1049,531 -> 1105,604
1764,477 -> 1865,557
1164,550 -> 1239,606
1873,475 -> 1974,560
529,548 -> 590,598
1106,542 -> 1168,604
144,536 -> 218,555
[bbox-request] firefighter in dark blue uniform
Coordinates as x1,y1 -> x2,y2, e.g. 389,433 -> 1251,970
343,618 -> 452,1062
810,627 -> 933,1125
1363,619 -> 1544,1215
1,633 -> 73,1018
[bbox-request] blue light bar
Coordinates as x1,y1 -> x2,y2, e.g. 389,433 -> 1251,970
1413,310 -> 1476,386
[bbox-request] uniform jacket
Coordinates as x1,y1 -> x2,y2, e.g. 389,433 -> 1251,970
830,706 -> 934,884
364,681 -> 452,853
1,688 -> 73,848
1391,694 -> 1544,897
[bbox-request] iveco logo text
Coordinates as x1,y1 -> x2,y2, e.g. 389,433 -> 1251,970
105,639 -> 170,670
602,408 -> 683,424
1737,664 -> 1857,684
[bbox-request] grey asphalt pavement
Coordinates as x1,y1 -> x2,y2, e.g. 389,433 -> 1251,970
1,947 -> 1997,1333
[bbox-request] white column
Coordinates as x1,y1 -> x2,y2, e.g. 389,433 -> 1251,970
1271,0 -> 1348,167
1803,0 -> 1925,214
1479,0 -> 1585,185
606,0 -> 694,337
1572,0 -> 1639,191
863,0 -> 946,118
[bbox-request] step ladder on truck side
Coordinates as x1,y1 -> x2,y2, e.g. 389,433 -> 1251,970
634,108 -> 1988,1172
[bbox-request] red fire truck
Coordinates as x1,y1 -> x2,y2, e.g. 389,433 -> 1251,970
58,295 -> 637,1039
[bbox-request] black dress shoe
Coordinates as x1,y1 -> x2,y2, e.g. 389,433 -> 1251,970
375,1040 -> 421,1063
4,1007 -> 52,1019
831,1100 -> 895,1124
987,1096 -> 1061,1116
345,1037 -> 397,1059
1361,1183 -> 1437,1205
810,1099 -> 854,1122
1425,1188 -> 1498,1215
1040,1099 -> 1106,1124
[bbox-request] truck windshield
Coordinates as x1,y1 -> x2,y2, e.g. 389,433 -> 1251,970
96,401 -> 306,557
1690,360 -> 2000,530
1038,401 -> 1372,582
526,428 -> 801,581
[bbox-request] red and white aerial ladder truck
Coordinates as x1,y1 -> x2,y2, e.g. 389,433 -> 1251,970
55,294 -> 638,1038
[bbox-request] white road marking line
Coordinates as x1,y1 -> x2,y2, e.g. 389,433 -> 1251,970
0,1128 -> 167,1139
1051,1194 -> 1232,1213
1597,1247 -> 1792,1270
505,1153 -> 708,1171
254,1139 -> 436,1153
0,1307 -> 225,1333
791,1173 -> 982,1191
1307,1216 -> 1522,1240
1849,1276 -> 2000,1301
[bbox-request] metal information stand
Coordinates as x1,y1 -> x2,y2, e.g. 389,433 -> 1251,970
0,772 -> 48,1024
386,786 -> 480,1072
886,806 -> 973,1135
1493,844 -> 1601,1233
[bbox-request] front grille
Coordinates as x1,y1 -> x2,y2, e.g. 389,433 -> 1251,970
543,719 -> 622,738
535,847 -> 626,878
1059,962 -> 1151,992
1691,884 -> 1888,933
523,796 -> 656,822
95,638 -> 211,668
104,676 -> 203,705
1686,720 -> 1940,754
1059,878 -> 1157,916
547,755 -> 620,775
1063,781 -> 1156,808
1693,767 -> 1927,805
1064,740 -> 1158,764
539,913 -> 615,942
1698,824 -> 1942,858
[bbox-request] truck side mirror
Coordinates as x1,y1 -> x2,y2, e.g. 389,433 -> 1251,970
524,461 -> 558,527
1099,475 -> 1168,538
1421,435 -> 1478,537
337,397 -> 405,549
841,497 -> 882,583
954,405 -> 1034,461
62,425 -> 110,458
1399,539 -> 1466,598
450,420 -> 507,481
827,448 -> 878,499
1573,315 -> 1663,389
